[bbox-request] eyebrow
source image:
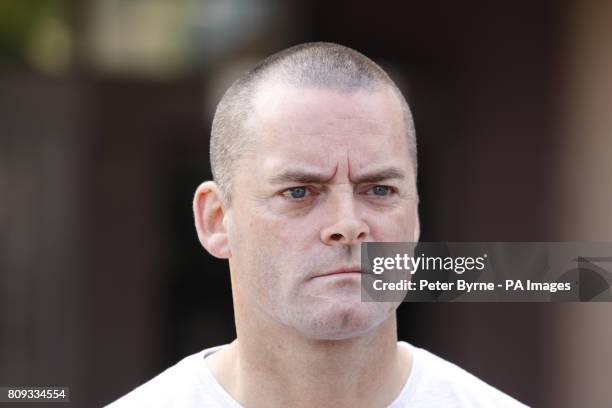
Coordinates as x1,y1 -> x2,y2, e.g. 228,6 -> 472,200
352,167 -> 406,184
268,167 -> 406,185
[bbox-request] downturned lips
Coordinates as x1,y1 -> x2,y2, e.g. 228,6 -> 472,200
313,267 -> 363,279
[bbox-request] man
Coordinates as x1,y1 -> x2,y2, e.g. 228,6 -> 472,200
107,42 -> 527,407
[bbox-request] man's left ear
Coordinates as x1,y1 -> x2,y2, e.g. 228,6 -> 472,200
193,181 -> 231,259
413,210 -> 421,242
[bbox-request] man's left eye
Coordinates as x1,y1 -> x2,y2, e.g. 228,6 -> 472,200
369,185 -> 393,196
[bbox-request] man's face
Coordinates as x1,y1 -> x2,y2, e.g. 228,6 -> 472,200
224,83 -> 419,340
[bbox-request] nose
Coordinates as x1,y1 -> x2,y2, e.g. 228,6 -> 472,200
320,192 -> 370,246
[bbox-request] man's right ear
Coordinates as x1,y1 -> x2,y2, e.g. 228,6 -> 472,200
193,181 -> 231,259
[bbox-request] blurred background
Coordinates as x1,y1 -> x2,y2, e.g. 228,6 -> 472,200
1,0 -> 611,406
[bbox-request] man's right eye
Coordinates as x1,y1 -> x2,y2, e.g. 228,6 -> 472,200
281,186 -> 310,200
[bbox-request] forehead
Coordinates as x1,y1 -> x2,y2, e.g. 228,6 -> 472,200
252,83 -> 404,137
245,84 -> 411,171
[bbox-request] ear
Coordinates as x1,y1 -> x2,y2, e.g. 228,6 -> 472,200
193,181 -> 231,259
413,208 -> 421,242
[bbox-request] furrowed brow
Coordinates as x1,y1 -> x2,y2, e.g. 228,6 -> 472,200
268,170 -> 332,185
351,167 -> 406,184
268,167 -> 406,185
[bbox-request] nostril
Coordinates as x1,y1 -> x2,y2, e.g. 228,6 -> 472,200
330,233 -> 343,241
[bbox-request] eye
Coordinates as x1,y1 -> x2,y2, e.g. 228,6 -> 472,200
281,186 -> 311,200
368,185 -> 393,197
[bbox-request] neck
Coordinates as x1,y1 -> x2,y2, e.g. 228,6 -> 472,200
208,301 -> 411,408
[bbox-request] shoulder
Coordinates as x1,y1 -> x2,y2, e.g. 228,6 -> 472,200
396,342 -> 529,408
105,345 -> 231,408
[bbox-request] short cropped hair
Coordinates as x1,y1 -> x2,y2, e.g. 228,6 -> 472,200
210,42 -> 417,204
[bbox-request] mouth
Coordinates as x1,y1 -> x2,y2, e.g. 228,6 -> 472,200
313,267 -> 364,279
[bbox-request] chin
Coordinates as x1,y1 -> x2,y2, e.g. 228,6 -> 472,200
294,301 -> 395,340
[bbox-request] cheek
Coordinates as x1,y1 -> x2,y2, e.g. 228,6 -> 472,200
367,205 -> 418,241
229,223 -> 284,309
228,208 -> 304,289
246,207 -> 320,253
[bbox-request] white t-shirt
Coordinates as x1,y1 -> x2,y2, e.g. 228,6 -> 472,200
106,342 -> 528,407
